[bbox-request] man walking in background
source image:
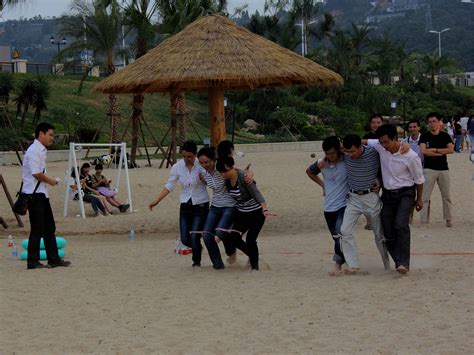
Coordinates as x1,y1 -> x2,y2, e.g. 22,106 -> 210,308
362,113 -> 384,230
404,119 -> 424,165
419,112 -> 454,227
23,122 -> 71,269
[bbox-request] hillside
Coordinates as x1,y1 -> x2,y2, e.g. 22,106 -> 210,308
0,1 -> 473,70
3,74 -> 259,149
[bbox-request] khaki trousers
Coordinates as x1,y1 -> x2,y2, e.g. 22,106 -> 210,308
340,192 -> 390,269
420,169 -> 452,223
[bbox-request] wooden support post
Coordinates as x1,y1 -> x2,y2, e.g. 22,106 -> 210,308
0,217 -> 8,229
208,86 -> 226,147
0,173 -> 24,228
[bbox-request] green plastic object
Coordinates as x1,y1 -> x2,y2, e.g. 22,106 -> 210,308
21,237 -> 67,250
19,249 -> 66,261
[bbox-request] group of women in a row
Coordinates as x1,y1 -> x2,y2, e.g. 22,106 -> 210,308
148,140 -> 270,270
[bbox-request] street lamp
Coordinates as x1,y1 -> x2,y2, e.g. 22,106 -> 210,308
50,36 -> 67,62
429,28 -> 450,57
295,18 -> 317,57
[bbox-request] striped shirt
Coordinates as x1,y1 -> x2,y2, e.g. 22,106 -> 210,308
228,184 -> 261,213
344,146 -> 380,191
203,170 -> 236,208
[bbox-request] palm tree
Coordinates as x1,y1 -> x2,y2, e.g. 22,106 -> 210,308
368,33 -> 400,85
159,0 -> 223,154
421,54 -> 456,90
327,30 -> 353,80
0,72 -> 14,105
32,76 -> 50,125
107,0 -> 160,163
61,0 -> 123,142
14,78 -> 36,129
0,0 -> 23,11
311,12 -> 335,64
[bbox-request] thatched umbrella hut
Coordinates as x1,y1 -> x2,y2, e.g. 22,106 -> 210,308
95,14 -> 343,147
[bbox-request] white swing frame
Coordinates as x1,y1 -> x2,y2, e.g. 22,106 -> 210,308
63,142 -> 133,218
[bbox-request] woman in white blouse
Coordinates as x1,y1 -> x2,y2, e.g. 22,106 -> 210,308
149,141 -> 209,267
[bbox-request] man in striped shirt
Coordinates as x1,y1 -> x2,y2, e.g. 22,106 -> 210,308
340,134 -> 390,272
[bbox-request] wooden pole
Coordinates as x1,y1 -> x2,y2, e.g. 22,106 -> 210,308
0,174 -> 24,227
208,86 -> 226,147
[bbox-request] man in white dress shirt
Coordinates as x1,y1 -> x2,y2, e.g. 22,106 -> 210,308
367,124 -> 424,274
22,122 -> 71,269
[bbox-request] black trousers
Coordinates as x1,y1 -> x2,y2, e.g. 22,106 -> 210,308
27,193 -> 60,265
231,209 -> 265,269
381,186 -> 415,269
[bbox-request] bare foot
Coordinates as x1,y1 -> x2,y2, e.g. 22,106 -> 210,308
328,263 -> 343,276
227,252 -> 237,265
396,265 -> 409,275
343,267 -> 360,275
446,220 -> 453,227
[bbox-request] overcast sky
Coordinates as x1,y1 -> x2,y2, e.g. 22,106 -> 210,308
0,0 -> 267,20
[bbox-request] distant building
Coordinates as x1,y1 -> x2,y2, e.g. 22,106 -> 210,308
0,45 -> 28,73
366,0 -> 428,23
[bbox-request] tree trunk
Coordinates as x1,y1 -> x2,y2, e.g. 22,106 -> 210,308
130,93 -> 143,163
208,87 -> 226,147
170,93 -> 179,164
109,94 -> 119,142
20,104 -> 28,129
177,92 -> 187,146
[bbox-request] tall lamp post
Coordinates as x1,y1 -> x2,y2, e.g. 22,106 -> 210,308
429,28 -> 450,57
50,36 -> 67,63
295,18 -> 317,57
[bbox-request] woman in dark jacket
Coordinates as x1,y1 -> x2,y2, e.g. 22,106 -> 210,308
216,156 -> 271,270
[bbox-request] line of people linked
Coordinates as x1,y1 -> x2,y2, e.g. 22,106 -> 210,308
146,111 -> 455,274
307,112 -> 455,275
149,140 -> 269,271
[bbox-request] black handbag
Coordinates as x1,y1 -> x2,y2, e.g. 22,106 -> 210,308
12,172 -> 43,216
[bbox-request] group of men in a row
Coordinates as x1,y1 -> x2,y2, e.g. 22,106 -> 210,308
307,112 -> 454,275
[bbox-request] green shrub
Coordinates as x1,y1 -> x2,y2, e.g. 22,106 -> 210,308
0,128 -> 30,151
76,127 -> 98,142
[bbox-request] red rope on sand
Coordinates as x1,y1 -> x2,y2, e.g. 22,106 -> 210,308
317,251 -> 474,256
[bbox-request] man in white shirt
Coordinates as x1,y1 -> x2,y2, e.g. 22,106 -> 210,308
368,125 -> 424,274
22,122 -> 71,269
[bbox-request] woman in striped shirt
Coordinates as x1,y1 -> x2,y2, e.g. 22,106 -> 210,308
198,147 -> 237,270
216,156 -> 270,270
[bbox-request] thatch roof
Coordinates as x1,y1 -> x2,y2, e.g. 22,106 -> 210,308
95,14 -> 343,94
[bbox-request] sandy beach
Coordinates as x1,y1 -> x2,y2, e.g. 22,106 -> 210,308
1,149 -> 473,353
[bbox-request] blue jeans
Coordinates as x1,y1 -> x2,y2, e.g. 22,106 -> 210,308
323,206 -> 346,265
203,206 -> 236,268
454,134 -> 462,152
179,201 -> 209,265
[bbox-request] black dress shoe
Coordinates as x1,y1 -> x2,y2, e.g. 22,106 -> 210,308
192,262 -> 201,267
27,262 -> 49,270
213,264 -> 225,270
48,260 -> 71,268
119,204 -> 130,213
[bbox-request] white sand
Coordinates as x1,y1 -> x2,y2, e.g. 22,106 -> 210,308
1,150 -> 473,353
